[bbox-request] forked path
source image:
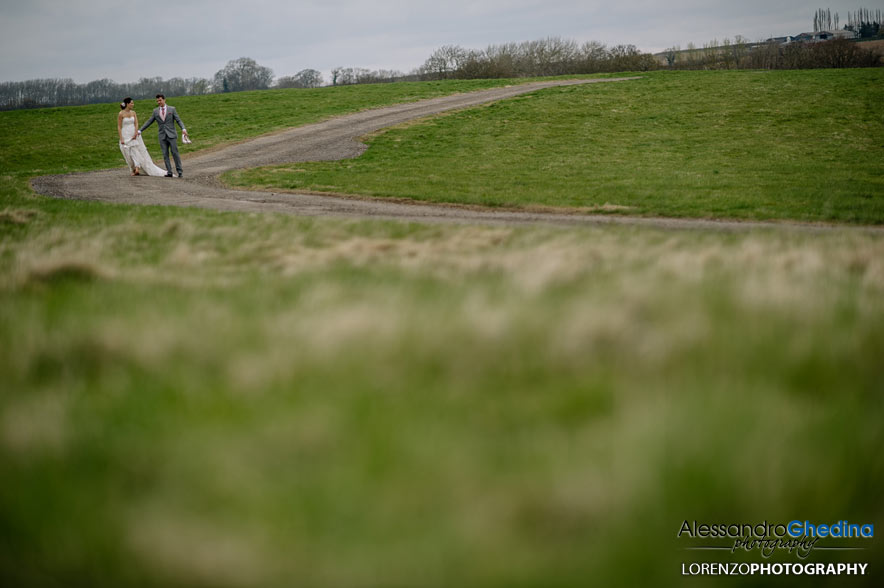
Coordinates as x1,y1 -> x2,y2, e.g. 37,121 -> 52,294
31,78 -> 878,232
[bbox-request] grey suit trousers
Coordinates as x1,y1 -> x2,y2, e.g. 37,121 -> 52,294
159,135 -> 183,175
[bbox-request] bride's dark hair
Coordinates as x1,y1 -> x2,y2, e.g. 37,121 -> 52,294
120,97 -> 133,110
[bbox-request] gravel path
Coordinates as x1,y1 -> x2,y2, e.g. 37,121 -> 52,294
30,78 -> 880,233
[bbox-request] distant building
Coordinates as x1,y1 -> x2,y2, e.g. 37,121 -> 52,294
830,29 -> 859,40
784,30 -> 858,44
765,36 -> 794,44
792,32 -> 825,43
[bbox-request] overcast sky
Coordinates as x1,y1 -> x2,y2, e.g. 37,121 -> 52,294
0,1 -> 868,83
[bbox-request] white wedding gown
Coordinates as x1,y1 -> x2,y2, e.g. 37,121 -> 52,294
119,116 -> 168,176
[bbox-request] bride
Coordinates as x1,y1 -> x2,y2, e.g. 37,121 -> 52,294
117,97 -> 167,176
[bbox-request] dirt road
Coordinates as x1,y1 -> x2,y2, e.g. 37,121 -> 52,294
30,78 -> 876,232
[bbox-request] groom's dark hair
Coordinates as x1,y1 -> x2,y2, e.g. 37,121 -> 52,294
156,93 -> 165,99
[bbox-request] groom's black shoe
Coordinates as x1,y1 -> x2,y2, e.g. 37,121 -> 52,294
165,173 -> 173,177
177,173 -> 183,178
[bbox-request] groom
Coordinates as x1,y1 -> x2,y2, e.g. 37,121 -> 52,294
137,94 -> 188,177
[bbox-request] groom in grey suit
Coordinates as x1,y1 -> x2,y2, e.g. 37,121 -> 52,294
137,93 -> 188,177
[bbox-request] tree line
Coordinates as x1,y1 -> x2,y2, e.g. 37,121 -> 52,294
0,76 -> 212,111
843,7 -> 882,37
813,8 -> 840,32
416,34 -> 881,80
663,37 -> 880,70
414,37 -> 656,80
814,6 -> 881,37
0,58 -> 323,111
330,67 -> 407,86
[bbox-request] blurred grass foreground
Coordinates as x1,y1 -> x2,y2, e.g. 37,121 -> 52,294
1,70 -> 884,587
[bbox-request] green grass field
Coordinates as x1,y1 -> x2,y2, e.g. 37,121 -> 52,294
1,72 -> 883,587
227,69 -> 884,224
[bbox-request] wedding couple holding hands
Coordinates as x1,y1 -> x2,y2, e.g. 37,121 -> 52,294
117,94 -> 190,177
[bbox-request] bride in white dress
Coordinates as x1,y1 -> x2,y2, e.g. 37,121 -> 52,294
117,97 -> 167,176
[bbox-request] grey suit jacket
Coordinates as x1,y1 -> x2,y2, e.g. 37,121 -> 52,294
139,105 -> 186,140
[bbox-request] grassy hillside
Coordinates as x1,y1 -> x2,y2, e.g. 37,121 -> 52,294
0,78 -> 534,179
1,73 -> 883,587
227,69 -> 884,224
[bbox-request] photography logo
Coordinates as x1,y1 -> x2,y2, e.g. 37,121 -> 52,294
678,520 -> 873,577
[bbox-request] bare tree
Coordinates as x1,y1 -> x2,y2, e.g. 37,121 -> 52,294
420,45 -> 467,79
579,40 -> 609,71
296,69 -> 324,88
330,67 -> 361,85
524,37 -> 579,75
213,57 -> 274,93
0,74 -> 212,110
277,69 -> 324,89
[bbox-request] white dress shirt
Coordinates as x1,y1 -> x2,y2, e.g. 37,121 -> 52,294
137,104 -> 187,135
